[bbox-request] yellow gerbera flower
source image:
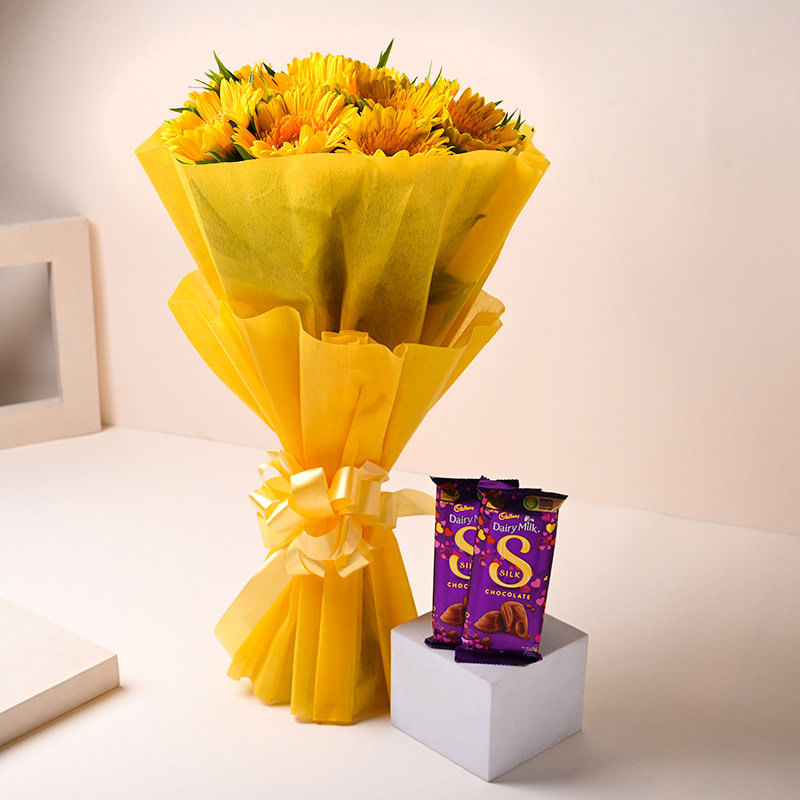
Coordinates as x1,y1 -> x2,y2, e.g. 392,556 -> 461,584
377,78 -> 459,124
187,80 -> 263,130
234,62 -> 283,95
446,89 -> 522,152
235,87 -> 359,157
161,110 -> 235,163
343,105 -> 450,156
283,53 -> 362,94
220,79 -> 264,127
353,64 -> 410,104
512,122 -> 538,155
164,79 -> 267,163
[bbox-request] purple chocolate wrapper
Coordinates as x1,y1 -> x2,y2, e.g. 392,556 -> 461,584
426,477 -> 517,649
455,485 -> 567,666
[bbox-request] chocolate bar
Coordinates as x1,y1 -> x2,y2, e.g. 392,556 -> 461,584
425,477 -> 517,649
455,484 -> 566,665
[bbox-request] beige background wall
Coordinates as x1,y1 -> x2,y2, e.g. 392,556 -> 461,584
1,0 -> 798,534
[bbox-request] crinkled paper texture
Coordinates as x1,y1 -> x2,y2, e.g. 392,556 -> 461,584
168,271 -> 503,722
137,131 -> 547,349
169,270 -> 503,476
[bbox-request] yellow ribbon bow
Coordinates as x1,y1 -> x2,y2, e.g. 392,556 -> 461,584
248,450 -> 434,578
215,451 -> 433,657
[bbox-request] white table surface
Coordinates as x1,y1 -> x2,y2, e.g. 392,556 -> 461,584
1,427 -> 798,798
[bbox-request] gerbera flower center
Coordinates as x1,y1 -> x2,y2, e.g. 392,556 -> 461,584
449,105 -> 499,138
361,128 -> 407,156
264,114 -> 313,148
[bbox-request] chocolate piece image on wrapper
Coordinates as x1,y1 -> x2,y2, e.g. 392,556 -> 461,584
456,484 -> 566,665
473,601 -> 529,637
426,477 -> 518,649
501,600 -> 529,638
440,602 -> 465,626
474,610 -> 504,634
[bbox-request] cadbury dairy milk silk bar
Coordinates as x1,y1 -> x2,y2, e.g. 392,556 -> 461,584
426,477 -> 518,649
455,484 -> 567,665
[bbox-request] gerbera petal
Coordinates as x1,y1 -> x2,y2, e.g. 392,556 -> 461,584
447,88 -> 522,152
245,87 -> 358,157
344,104 -> 449,156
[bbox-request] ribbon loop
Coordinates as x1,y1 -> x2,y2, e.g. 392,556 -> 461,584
248,452 -> 434,577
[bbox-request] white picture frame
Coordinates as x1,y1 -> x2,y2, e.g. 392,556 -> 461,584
0,216 -> 101,449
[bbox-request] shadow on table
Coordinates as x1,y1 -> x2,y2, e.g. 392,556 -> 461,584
496,656 -> 800,789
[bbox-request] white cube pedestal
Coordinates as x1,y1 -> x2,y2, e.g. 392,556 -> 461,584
391,612 -> 588,781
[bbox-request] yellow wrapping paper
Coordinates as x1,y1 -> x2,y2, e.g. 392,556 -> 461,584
168,271 -> 502,722
136,130 -> 547,723
137,131 -> 547,349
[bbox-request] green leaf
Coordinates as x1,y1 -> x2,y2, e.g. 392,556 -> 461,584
500,108 -> 526,128
196,71 -> 222,93
377,38 -> 394,69
192,78 -> 217,92
213,51 -> 236,81
234,143 -> 255,160
169,105 -> 201,117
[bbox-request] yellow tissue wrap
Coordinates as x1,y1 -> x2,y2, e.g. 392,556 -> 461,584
136,131 -> 547,723
136,130 -> 547,349
168,271 -> 502,721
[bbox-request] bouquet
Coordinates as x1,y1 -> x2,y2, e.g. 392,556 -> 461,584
137,42 -> 548,723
